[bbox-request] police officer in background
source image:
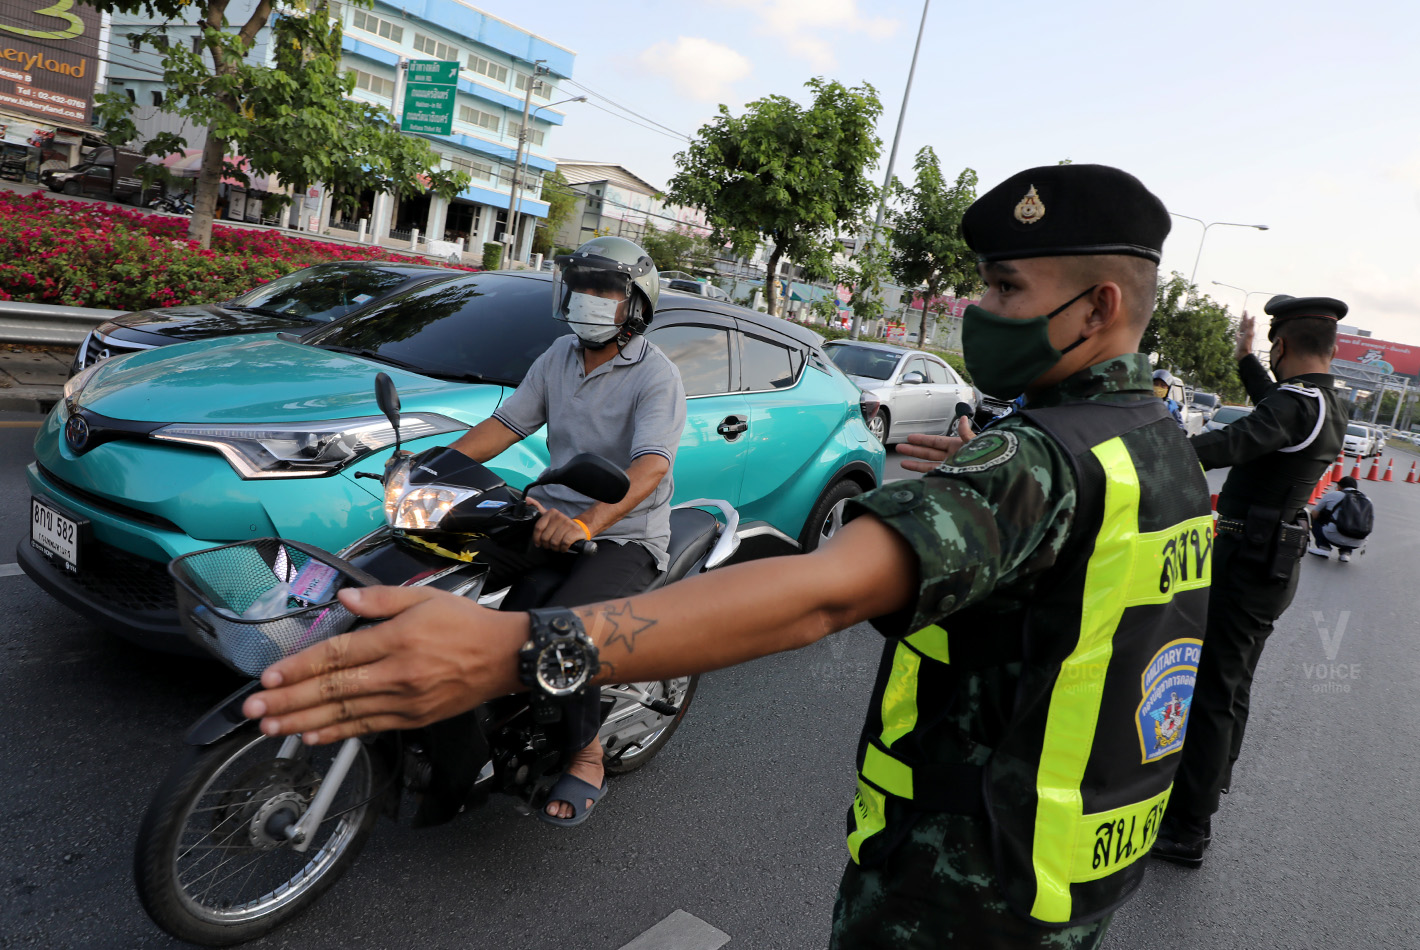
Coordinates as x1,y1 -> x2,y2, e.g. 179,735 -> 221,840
244,165 -> 1214,948
1153,296 -> 1348,867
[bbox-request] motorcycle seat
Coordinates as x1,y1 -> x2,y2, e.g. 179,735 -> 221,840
653,507 -> 720,587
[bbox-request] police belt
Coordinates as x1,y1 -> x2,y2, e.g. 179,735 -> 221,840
1214,518 -> 1249,536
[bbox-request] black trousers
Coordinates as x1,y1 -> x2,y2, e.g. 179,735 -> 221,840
501,541 -> 660,751
1168,533 -> 1301,824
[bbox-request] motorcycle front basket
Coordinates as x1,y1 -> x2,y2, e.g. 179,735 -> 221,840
169,538 -> 374,677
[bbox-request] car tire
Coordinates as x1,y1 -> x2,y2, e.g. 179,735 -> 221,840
868,409 -> 889,445
798,478 -> 865,553
62,180 -> 81,197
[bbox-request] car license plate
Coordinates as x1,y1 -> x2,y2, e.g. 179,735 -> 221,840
31,497 -> 83,570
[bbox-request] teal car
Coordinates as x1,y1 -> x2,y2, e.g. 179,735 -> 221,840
20,271 -> 883,653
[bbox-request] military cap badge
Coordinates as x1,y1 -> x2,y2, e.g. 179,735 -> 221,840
1013,186 -> 1045,225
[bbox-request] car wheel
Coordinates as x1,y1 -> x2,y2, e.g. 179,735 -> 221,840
868,409 -> 889,445
798,478 -> 865,553
62,180 -> 81,197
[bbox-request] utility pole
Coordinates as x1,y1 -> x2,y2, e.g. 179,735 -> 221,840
504,59 -> 546,264
851,0 -> 930,340
369,58 -> 410,246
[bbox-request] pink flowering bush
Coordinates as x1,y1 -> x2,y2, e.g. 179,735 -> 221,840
0,191 -> 474,311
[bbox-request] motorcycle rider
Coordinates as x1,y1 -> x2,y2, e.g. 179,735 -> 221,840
442,237 -> 686,824
1153,368 -> 1186,428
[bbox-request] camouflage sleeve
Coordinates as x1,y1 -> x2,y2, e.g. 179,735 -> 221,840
844,424 -> 1078,637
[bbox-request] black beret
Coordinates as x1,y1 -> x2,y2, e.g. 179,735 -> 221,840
962,164 -> 1171,263
1263,295 -> 1348,341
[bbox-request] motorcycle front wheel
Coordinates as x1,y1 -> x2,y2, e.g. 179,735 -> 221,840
134,727 -> 382,947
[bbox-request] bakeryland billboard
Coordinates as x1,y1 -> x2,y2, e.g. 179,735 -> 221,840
0,0 -> 103,126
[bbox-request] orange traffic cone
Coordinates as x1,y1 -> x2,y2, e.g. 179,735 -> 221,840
1350,455 -> 1362,479
1383,458 -> 1395,482
1407,462 -> 1419,484
1365,455 -> 1382,481
1332,455 -> 1345,481
1308,477 -> 1325,505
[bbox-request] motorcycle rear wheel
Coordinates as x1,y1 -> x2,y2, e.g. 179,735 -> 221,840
134,727 -> 381,947
601,675 -> 698,775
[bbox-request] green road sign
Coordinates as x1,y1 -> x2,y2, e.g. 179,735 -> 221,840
402,59 -> 459,135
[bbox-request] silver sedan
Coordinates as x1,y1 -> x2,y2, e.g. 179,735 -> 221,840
824,340 -> 978,445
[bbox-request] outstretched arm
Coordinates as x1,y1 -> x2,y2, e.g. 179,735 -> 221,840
243,515 -> 918,743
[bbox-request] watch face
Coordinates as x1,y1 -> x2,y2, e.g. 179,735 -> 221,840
536,640 -> 589,695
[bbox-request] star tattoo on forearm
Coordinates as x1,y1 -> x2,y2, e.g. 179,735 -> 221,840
582,600 -> 658,655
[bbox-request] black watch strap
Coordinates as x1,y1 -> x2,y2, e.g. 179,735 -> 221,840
520,607 -> 598,723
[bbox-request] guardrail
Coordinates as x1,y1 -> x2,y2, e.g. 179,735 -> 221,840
0,301 -> 124,346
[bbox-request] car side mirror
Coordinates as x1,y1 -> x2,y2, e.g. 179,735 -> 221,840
374,372 -> 401,449
528,453 -> 629,504
900,371 -> 925,385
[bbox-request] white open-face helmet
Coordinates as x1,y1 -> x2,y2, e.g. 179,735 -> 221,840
552,237 -> 659,348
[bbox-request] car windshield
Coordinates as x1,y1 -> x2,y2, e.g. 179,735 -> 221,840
227,265 -> 429,323
1347,424 -> 1369,438
303,274 -> 566,385
1212,407 -> 1251,425
826,344 -> 900,380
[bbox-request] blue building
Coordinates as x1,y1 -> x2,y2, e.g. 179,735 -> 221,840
104,1 -> 574,259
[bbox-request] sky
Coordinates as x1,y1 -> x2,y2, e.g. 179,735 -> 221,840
505,0 -> 1420,346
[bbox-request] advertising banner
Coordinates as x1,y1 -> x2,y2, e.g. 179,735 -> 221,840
1335,333 -> 1420,378
0,0 -> 102,126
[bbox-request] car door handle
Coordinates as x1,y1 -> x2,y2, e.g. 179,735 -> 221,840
717,415 -> 748,439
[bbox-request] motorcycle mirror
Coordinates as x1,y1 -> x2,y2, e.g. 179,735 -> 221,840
374,372 -> 402,451
529,453 -> 629,504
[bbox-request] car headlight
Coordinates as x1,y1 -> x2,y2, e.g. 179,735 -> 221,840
152,413 -> 466,479
63,361 -> 105,403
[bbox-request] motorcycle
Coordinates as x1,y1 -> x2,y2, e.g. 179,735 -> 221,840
147,192 -> 193,215
132,373 -> 742,946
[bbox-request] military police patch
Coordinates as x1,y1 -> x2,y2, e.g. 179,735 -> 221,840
1136,638 -> 1202,763
939,430 -> 1019,474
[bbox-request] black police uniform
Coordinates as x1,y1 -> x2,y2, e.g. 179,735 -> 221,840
1157,296 -> 1348,861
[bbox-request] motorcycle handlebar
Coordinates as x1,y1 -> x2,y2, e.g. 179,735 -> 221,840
569,539 -> 597,556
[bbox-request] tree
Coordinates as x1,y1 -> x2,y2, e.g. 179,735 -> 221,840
835,224 -> 891,332
887,149 -> 981,349
640,223 -> 715,275
666,78 -> 883,317
91,0 -> 466,248
531,170 -> 577,257
1146,273 -> 1245,402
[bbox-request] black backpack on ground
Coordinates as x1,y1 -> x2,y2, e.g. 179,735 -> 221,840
1333,489 -> 1374,539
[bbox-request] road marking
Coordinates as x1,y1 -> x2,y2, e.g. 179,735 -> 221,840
0,420 -> 42,428
617,910 -> 730,950
0,563 -> 23,577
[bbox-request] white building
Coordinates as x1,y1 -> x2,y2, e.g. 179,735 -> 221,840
104,1 -> 573,259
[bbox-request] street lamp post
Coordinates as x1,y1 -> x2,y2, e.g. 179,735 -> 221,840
1169,213 -> 1269,287
507,93 -> 586,262
1211,281 -> 1284,316
850,0 -> 931,340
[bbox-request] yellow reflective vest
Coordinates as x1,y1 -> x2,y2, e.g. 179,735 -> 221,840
849,399 -> 1213,926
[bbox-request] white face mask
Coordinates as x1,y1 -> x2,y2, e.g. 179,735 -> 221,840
565,292 -> 622,344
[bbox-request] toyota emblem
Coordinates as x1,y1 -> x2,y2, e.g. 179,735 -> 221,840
65,413 -> 90,451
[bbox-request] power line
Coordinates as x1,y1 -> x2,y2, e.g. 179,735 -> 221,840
576,100 -> 689,144
561,77 -> 691,141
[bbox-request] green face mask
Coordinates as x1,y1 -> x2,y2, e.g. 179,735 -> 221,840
962,286 -> 1095,400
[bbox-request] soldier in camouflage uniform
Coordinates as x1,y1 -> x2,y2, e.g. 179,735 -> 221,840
246,165 -> 1214,949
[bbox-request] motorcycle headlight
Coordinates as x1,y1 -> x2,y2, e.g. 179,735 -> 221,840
152,413 -> 466,479
388,485 -> 483,531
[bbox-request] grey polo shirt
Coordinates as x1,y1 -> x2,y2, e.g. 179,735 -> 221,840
491,333 -> 686,570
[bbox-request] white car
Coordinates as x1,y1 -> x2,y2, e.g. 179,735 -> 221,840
823,340 -> 977,445
1343,423 -> 1374,458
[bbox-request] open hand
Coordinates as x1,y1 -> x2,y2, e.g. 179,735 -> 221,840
895,416 -> 975,473
241,585 -> 526,744
1235,311 -> 1255,361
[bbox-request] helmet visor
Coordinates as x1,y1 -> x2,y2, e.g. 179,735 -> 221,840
552,257 -> 633,333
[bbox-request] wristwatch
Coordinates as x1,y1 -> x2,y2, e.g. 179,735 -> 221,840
518,607 -> 601,723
